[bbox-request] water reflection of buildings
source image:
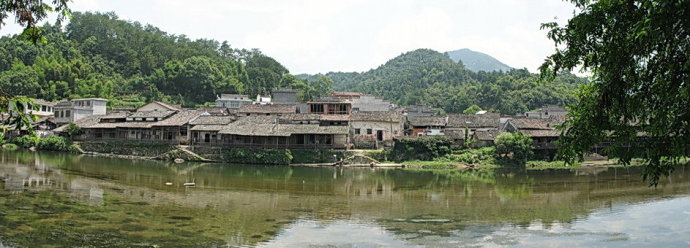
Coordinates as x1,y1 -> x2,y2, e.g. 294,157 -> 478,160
0,153 -> 104,205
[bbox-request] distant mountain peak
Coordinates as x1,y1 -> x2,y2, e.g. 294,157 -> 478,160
446,48 -> 512,72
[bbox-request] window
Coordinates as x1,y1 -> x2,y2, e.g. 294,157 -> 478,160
86,101 -> 91,106
355,129 -> 361,134
310,104 -> 324,113
367,129 -> 372,135
229,101 -> 240,108
65,110 -> 71,117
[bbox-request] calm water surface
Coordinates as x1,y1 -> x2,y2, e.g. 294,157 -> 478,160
0,150 -> 689,247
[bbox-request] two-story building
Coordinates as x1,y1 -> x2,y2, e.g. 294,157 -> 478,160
216,94 -> 253,109
307,98 -> 351,115
54,98 -> 108,125
349,110 -> 404,149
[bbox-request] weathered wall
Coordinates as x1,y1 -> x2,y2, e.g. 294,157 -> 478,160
351,96 -> 393,112
78,141 -> 176,157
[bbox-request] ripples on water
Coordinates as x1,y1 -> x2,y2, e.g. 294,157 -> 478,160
0,150 -> 689,247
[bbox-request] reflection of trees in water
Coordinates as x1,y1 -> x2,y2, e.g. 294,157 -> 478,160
2,151 -> 690,247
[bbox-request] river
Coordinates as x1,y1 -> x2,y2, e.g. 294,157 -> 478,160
0,150 -> 689,247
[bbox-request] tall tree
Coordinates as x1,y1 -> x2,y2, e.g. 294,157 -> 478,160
0,0 -> 71,43
540,0 -> 690,185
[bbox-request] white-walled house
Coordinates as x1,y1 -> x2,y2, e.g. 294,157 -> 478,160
216,94 -> 253,109
54,98 -> 108,124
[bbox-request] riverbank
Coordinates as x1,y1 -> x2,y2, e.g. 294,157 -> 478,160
3,138 -> 685,171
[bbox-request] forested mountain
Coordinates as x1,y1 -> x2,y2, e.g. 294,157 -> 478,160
446,48 -> 512,72
0,12 -> 332,108
324,49 -> 585,115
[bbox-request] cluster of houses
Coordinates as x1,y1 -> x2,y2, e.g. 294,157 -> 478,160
5,90 -> 568,158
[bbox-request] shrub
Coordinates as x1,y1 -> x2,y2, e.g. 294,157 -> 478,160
494,132 -> 533,164
63,123 -> 81,138
13,135 -> 39,148
36,136 -> 71,151
442,147 -> 497,166
223,148 -> 293,165
1,143 -> 19,151
291,149 -> 343,164
389,136 -> 453,162
364,150 -> 389,162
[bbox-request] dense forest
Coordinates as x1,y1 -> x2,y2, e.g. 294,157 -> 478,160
302,49 -> 586,115
0,12 -> 333,108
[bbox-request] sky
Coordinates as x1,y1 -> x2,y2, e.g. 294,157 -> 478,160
0,0 -> 578,74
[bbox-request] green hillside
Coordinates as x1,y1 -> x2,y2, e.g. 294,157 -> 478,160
446,48 -> 512,72
326,49 -> 585,115
0,12 -> 331,108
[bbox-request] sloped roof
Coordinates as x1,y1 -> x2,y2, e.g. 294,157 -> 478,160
154,110 -> 204,126
447,114 -> 499,128
54,115 -> 104,132
100,111 -> 131,120
474,130 -> 501,141
519,129 -> 561,137
189,115 -> 235,125
129,110 -> 176,119
137,101 -> 181,111
444,128 -> 466,139
409,116 -> 447,127
508,118 -> 556,130
190,125 -> 228,131
33,99 -> 56,106
238,104 -> 297,114
218,115 -> 347,136
191,107 -> 229,115
350,111 -> 403,122
331,91 -> 365,97
219,94 -> 249,99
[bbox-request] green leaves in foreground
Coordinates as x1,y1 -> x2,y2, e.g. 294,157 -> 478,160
541,0 -> 690,186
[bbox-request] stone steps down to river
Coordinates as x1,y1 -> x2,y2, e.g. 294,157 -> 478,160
159,147 -> 210,162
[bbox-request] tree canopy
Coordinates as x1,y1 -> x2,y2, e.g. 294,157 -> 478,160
540,0 -> 690,185
0,0 -> 70,43
463,105 -> 483,114
494,132 -> 534,164
0,11 -> 331,109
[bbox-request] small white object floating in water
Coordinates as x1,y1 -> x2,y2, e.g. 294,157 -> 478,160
164,182 -> 173,186
183,182 -> 196,187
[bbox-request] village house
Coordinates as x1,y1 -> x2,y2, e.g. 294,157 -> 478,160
503,118 -> 562,159
329,91 -> 394,112
30,99 -> 56,117
216,94 -> 253,109
272,88 -> 299,104
403,105 -> 437,118
525,105 -> 568,119
349,110 -> 404,148
330,91 -> 364,100
217,115 -> 349,149
190,115 -> 236,145
470,130 -> 501,148
54,98 -> 108,125
57,101 -> 206,145
446,113 -> 500,135
307,97 -> 351,115
408,115 -> 447,136
237,104 -> 298,116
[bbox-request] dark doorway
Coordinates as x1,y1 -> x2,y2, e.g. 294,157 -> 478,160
204,133 -> 210,143
376,130 -> 384,141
